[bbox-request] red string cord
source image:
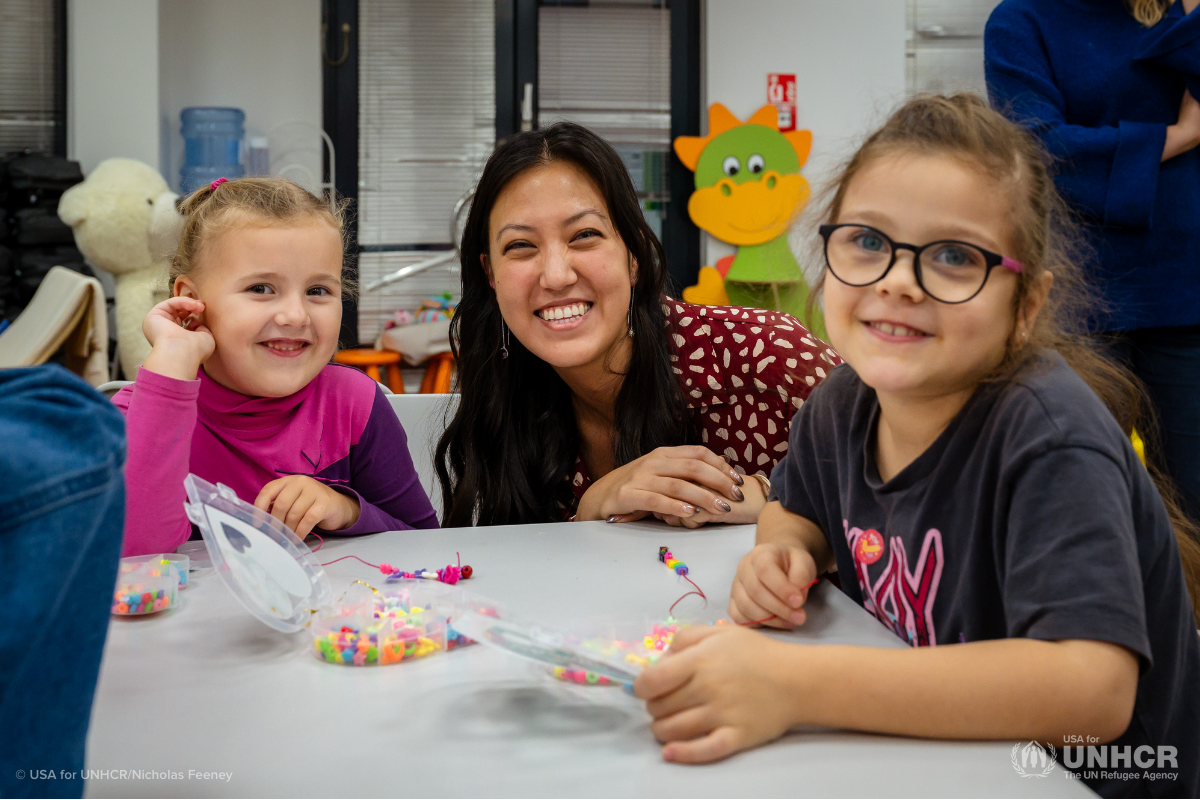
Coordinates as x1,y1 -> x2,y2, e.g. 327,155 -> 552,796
307,537 -> 467,580
668,573 -> 708,617
320,554 -> 384,569
306,532 -> 383,569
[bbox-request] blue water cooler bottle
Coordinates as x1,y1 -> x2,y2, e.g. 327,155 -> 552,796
179,107 -> 245,193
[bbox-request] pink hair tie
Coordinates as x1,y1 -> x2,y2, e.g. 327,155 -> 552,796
209,177 -> 229,191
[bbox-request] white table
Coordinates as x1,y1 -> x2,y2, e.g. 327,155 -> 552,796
85,522 -> 1093,798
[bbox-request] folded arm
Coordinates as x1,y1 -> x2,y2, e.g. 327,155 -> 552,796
985,11 -> 1169,226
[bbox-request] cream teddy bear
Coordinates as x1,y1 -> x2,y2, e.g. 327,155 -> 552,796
58,158 -> 183,378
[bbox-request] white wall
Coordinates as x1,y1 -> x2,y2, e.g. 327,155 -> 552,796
68,0 -> 160,175
702,0 -> 908,271
157,0 -> 322,193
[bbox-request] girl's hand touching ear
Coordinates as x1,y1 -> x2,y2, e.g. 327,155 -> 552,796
254,475 -> 362,538
729,543 -> 818,629
141,297 -> 216,381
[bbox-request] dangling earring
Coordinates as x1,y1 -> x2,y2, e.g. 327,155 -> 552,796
627,287 -> 635,338
500,317 -> 510,359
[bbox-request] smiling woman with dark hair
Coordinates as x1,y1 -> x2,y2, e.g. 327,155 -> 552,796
435,122 -> 837,528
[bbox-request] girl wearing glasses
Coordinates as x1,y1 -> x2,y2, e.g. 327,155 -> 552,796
635,95 -> 1200,799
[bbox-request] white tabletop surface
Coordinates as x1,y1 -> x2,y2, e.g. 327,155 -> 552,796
85,521 -> 1093,798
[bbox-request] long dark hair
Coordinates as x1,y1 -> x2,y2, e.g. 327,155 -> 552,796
435,123 -> 696,526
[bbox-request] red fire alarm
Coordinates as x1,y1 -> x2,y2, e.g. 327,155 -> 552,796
768,73 -> 797,132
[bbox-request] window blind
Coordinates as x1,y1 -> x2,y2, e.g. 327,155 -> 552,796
538,3 -> 670,149
906,0 -> 1002,98
357,0 -> 494,343
538,2 -> 670,239
0,0 -> 59,153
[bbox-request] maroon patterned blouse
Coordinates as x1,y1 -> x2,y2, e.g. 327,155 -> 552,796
568,298 -> 841,505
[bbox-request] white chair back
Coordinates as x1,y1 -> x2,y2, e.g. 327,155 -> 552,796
387,393 -> 458,520
96,380 -> 132,398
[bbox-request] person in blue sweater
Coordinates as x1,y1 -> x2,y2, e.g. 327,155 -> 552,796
986,0 -> 1200,519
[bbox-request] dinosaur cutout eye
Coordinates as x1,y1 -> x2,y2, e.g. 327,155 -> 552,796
747,154 -> 765,174
722,156 -> 740,176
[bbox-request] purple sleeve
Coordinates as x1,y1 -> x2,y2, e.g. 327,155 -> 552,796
332,387 -> 439,533
111,368 -> 198,556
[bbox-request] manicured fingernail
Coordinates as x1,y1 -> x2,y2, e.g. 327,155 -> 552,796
716,499 -> 731,513
722,454 -> 731,464
681,504 -> 697,515
731,471 -> 744,485
789,595 -> 803,608
731,485 -> 744,502
791,610 -> 807,624
607,515 -> 619,523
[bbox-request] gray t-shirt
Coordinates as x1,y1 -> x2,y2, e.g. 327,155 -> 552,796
772,352 -> 1199,798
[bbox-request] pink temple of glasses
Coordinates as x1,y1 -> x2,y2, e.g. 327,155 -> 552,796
1001,256 -> 1024,273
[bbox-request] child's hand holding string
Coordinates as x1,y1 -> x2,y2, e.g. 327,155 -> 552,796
729,543 -> 818,628
142,296 -> 215,381
635,624 -> 799,763
254,475 -> 361,538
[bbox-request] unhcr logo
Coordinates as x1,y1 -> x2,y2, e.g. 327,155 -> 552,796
1011,741 -> 1057,778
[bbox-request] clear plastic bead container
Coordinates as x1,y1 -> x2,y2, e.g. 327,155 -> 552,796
111,556 -> 180,616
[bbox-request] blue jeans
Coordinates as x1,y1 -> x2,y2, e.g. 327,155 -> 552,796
1105,324 -> 1200,521
0,366 -> 126,799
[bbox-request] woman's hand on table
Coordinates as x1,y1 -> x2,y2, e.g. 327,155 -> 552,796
729,542 -> 818,629
1164,90 -> 1200,162
652,470 -> 768,527
574,445 -> 747,523
254,475 -> 361,537
634,625 -> 801,763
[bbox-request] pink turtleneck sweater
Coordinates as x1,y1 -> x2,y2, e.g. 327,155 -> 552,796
113,364 -> 438,556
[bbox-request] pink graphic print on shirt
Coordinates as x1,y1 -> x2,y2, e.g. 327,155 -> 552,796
843,521 -> 944,647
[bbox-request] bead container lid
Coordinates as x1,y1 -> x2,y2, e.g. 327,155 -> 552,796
183,473 -> 332,633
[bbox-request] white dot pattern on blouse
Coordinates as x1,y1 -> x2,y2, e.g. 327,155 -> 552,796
567,298 -> 841,504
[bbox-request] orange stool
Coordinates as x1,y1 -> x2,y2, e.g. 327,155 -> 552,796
333,348 -> 405,394
419,352 -> 455,394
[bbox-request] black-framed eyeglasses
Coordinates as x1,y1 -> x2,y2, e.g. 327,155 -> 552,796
818,223 -> 1024,305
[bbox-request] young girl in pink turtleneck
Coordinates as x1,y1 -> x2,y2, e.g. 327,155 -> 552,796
114,177 -> 437,557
